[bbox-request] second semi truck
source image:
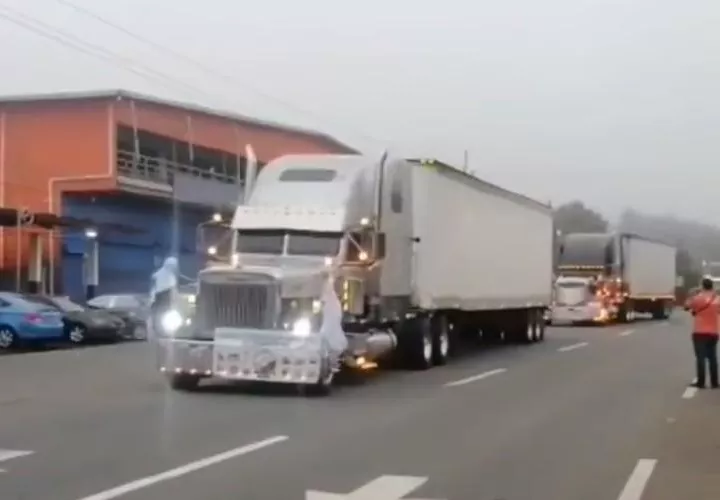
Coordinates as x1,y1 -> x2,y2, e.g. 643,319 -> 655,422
156,154 -> 554,395
552,232 -> 677,324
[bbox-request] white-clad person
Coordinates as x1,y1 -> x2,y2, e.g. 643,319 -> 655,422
149,257 -> 179,338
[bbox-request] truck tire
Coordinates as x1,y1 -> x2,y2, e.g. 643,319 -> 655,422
168,374 -> 201,391
400,317 -> 433,370
306,368 -> 334,397
431,315 -> 451,366
534,310 -> 546,342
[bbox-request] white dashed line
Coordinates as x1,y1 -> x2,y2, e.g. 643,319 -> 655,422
616,459 -> 657,500
444,368 -> 507,387
75,435 -> 288,500
682,387 -> 698,399
557,342 -> 589,352
618,329 -> 635,337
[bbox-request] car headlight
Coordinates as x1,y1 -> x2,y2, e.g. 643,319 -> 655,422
292,317 -> 312,337
161,310 -> 184,333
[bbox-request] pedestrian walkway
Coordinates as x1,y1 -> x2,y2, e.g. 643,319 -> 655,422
643,388 -> 720,500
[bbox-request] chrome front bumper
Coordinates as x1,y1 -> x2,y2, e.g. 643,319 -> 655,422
157,328 -> 332,385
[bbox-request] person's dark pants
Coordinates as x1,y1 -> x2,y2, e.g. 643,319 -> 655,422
692,333 -> 719,388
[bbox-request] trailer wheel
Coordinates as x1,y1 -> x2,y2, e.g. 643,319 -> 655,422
431,315 -> 451,366
168,374 -> 201,392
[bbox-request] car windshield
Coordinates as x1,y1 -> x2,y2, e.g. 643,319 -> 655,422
52,297 -> 84,312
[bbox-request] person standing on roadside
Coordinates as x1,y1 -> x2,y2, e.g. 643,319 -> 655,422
684,277 -> 720,389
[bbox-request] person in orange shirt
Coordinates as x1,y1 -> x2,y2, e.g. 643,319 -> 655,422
684,277 -> 720,389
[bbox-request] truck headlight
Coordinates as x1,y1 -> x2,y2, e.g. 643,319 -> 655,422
292,317 -> 311,337
161,310 -> 184,333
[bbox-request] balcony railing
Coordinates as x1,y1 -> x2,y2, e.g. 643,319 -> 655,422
116,150 -> 241,186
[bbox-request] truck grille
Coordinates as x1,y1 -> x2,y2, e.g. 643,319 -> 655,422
197,278 -> 280,330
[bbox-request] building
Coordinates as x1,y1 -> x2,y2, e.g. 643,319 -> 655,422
0,90 -> 357,298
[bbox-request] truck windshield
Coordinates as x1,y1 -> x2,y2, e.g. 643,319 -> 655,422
287,232 -> 341,256
559,235 -> 613,267
236,231 -> 284,254
556,282 -> 590,305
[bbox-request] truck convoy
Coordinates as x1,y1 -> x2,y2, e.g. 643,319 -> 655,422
156,154 -> 554,395
552,232 -> 677,324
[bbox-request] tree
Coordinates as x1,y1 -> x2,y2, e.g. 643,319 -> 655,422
553,201 -> 608,234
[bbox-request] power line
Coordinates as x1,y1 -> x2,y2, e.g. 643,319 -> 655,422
0,3 -> 378,148
0,4 -> 218,104
53,0 -> 382,146
37,0 -> 383,146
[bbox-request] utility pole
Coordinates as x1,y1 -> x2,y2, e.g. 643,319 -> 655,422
462,150 -> 469,172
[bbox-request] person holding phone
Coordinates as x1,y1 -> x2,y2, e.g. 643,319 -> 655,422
684,277 -> 720,389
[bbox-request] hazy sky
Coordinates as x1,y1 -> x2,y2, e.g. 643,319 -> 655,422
0,0 -> 718,224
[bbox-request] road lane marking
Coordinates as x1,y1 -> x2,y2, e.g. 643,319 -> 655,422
617,459 -> 657,500
557,342 -> 589,352
0,449 -> 33,472
444,368 -> 507,387
618,329 -> 635,337
682,387 -> 698,399
307,475 -> 442,500
75,435 -> 288,500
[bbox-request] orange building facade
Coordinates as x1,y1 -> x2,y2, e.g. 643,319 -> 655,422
0,90 -> 356,295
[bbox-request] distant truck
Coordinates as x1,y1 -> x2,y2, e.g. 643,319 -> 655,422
156,154 -> 554,395
552,232 -> 677,324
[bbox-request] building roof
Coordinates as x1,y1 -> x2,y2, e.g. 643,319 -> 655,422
0,89 -> 359,154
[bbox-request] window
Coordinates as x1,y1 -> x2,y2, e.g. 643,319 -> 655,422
279,168 -> 336,182
287,232 -> 341,256
236,230 -> 285,254
52,297 -> 84,312
87,296 -> 113,308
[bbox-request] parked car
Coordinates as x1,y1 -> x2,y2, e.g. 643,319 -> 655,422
0,292 -> 65,351
86,294 -> 150,340
24,295 -> 127,344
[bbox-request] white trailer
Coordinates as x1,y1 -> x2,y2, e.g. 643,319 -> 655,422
556,232 -> 676,323
409,159 -> 554,341
620,234 -> 677,318
156,155 -> 554,394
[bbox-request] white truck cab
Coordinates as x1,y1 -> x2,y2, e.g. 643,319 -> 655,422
550,276 -> 611,325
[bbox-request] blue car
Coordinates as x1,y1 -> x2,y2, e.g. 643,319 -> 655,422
0,292 -> 66,351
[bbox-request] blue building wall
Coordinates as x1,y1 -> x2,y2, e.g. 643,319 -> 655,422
61,193 -> 212,300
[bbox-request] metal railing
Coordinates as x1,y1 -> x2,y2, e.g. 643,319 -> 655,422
116,150 -> 241,186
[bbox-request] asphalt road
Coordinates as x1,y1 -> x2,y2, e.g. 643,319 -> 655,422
0,314 -> 712,500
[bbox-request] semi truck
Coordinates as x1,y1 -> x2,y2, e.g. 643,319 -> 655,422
552,232 -> 676,324
156,154 -> 554,395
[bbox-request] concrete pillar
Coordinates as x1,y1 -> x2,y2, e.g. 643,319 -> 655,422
27,232 -> 43,294
84,237 -> 99,300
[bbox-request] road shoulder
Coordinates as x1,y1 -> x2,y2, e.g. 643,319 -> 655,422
643,389 -> 720,500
